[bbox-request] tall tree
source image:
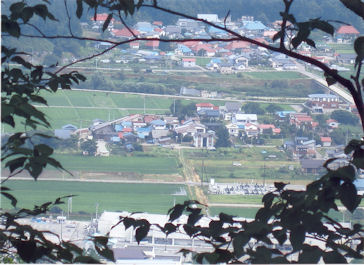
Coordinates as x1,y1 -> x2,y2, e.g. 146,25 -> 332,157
215,126 -> 231,148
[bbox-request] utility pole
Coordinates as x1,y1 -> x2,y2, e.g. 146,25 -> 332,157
173,98 -> 176,114
144,96 -> 146,114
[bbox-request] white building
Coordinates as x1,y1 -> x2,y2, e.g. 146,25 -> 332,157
197,14 -> 219,23
234,113 -> 258,125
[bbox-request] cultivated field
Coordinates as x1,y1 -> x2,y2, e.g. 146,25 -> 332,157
1,180 -> 189,214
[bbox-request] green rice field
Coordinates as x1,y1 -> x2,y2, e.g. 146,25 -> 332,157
1,180 -> 189,214
52,154 -> 180,174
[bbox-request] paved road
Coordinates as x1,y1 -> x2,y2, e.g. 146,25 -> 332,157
34,105 -> 168,111
295,63 -> 354,104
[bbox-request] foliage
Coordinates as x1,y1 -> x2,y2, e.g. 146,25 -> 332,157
243,102 -> 265,115
331,110 -> 360,125
80,139 -> 97,156
215,126 -> 231,148
170,100 -> 196,120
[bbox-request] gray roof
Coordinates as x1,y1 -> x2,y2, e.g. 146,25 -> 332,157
113,246 -> 152,260
225,102 -> 241,112
54,129 -> 72,139
300,159 -> 325,169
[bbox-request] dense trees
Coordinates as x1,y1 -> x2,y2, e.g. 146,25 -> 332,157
215,126 -> 232,148
331,110 -> 360,125
1,0 -> 364,263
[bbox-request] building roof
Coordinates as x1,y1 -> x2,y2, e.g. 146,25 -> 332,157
150,119 -> 166,126
321,137 -> 332,142
243,20 -> 267,31
337,25 -> 359,35
225,102 -> 241,112
308,94 -> 338,99
259,124 -> 275,130
300,159 -> 325,169
182,58 -> 196,62
196,103 -> 214,108
113,246 -> 152,260
112,28 -> 139,37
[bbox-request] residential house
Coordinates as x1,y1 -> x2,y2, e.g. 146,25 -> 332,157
337,53 -> 356,65
300,159 -> 325,174
91,122 -> 117,141
197,109 -> 220,120
182,58 -> 196,68
151,129 -> 169,140
244,123 -> 259,137
289,113 -> 313,129
295,137 -> 316,158
112,28 -> 140,39
150,119 -> 166,130
307,94 -> 339,112
258,124 -> 280,135
197,14 -> 219,23
226,123 -> 240,137
55,124 -> 78,139
234,113 -> 258,125
225,102 -> 242,113
163,116 -> 179,129
175,120 -> 206,137
321,137 -> 332,147
180,87 -> 200,97
336,25 -> 360,42
196,103 -> 215,112
194,130 -> 215,149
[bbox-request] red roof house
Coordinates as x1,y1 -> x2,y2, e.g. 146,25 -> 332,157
91,13 -> 115,22
321,137 -> 332,147
337,25 -> 360,35
112,28 -> 140,38
145,40 -> 160,49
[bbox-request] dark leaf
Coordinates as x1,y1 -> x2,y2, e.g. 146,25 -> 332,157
33,4 -> 48,20
73,256 -> 100,263
219,212 -> 234,224
273,229 -> 287,245
1,191 -> 18,207
323,251 -> 347,264
168,204 -> 185,222
76,0 -> 83,18
94,236 -> 108,246
35,144 -> 53,156
290,225 -> 305,251
354,36 -> 364,68
102,13 -> 113,32
340,0 -> 364,20
340,182 -> 360,212
274,182 -> 287,191
298,245 -> 322,264
305,38 -> 316,48
233,233 -> 249,258
335,165 -> 356,182
163,223 -> 177,236
135,224 -> 150,244
5,157 -> 27,173
262,192 -> 275,208
344,139 -> 363,154
21,7 -> 34,23
10,56 -> 32,69
312,20 -> 335,35
123,217 -> 135,230
325,70 -> 338,86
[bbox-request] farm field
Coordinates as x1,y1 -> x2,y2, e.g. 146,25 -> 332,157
1,180 -> 189,214
52,154 -> 180,175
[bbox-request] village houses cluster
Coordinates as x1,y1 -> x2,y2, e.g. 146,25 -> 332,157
55,92 -> 351,164
83,12 -> 360,73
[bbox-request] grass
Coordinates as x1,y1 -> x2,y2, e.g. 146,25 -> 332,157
242,71 -> 306,80
52,154 -> 179,174
208,195 -> 263,204
208,207 -> 258,218
1,180 -> 189,214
